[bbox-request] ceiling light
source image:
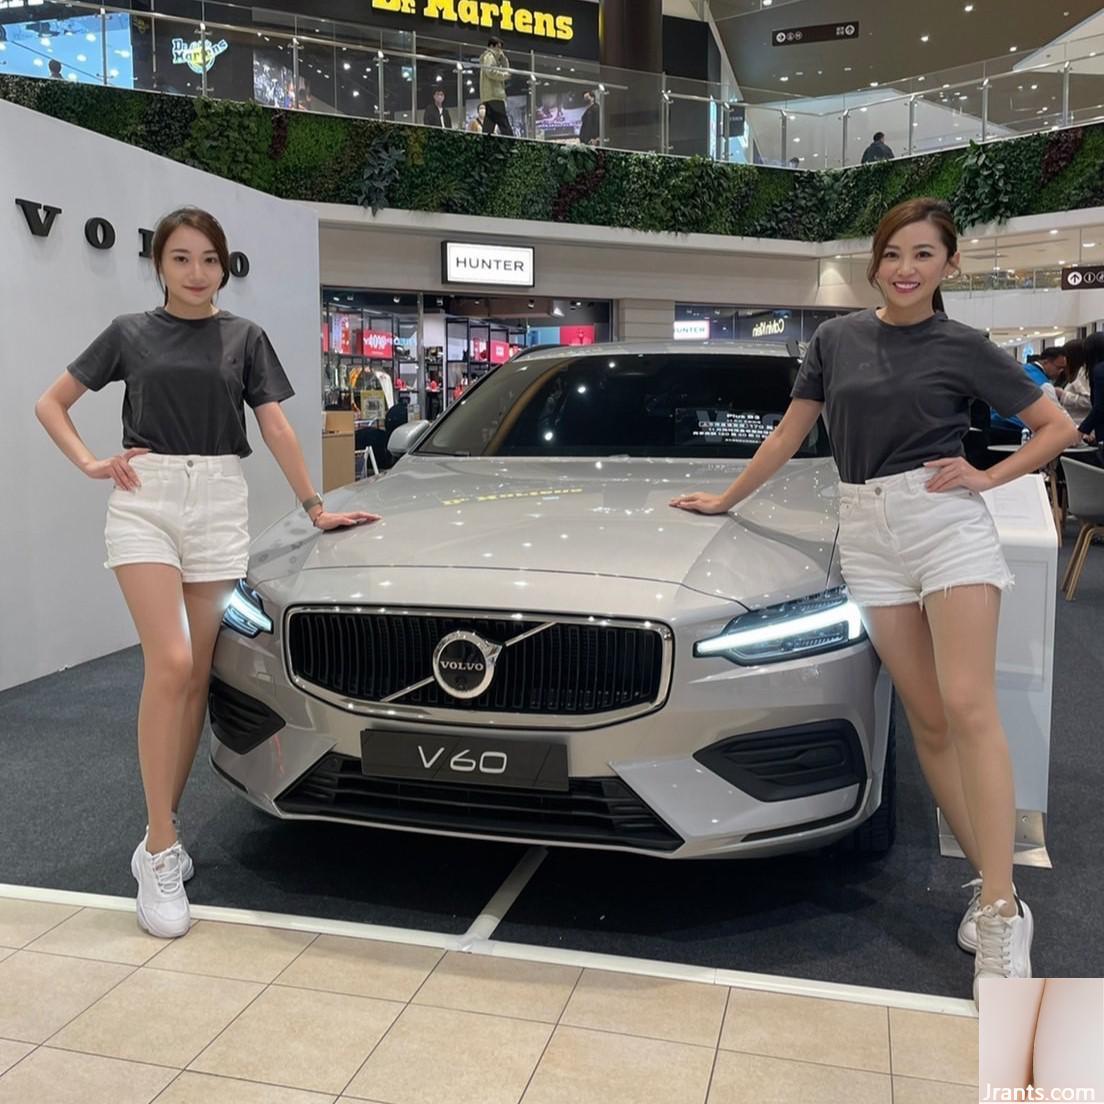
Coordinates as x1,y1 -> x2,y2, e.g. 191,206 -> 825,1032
1086,242 -> 1097,247
920,34 -> 929,42
971,238 -> 979,243
964,3 -> 974,9
844,66 -> 852,72
1009,46 -> 1018,52
763,0 -> 772,6
870,81 -> 879,87
793,137 -> 801,142
779,76 -> 789,82
1050,229 -> 1059,235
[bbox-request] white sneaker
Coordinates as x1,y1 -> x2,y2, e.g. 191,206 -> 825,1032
957,877 -> 1018,952
131,836 -> 191,938
973,897 -> 1033,1003
144,814 -> 193,882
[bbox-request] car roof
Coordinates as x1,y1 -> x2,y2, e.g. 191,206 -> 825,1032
512,340 -> 802,361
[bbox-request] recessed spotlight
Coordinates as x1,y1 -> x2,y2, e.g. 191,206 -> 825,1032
964,2 -> 974,9
920,34 -> 930,42
1085,242 -> 1097,247
1050,229 -> 1059,235
1009,45 -> 1018,52
780,76 -> 789,82
844,66 -> 852,72
793,137 -> 801,143
970,238 -> 979,243
870,81 -> 879,87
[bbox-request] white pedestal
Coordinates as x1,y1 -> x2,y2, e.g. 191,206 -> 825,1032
938,473 -> 1056,867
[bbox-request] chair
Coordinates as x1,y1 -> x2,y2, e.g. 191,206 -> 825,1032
1059,458 -> 1104,599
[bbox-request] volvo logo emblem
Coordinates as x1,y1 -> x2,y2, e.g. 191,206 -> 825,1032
432,631 -> 501,700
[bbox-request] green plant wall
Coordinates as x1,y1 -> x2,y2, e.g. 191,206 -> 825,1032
4,74 -> 1104,241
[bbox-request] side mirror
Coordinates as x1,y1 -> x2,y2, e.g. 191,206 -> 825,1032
387,419 -> 431,457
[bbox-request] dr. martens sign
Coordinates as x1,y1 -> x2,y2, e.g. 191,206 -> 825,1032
15,199 -> 250,276
371,0 -> 574,42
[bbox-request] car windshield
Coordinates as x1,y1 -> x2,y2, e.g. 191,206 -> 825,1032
417,351 -> 830,459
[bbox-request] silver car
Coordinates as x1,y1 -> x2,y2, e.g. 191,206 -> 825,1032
209,341 -> 895,860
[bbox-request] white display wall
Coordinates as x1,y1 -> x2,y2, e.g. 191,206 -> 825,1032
0,99 -> 321,692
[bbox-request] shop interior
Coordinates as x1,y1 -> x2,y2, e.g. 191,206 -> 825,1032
320,288 -> 611,485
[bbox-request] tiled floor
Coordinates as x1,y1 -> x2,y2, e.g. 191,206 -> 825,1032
0,896 -> 979,1104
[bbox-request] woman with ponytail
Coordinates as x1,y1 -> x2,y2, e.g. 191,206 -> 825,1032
671,197 -> 1081,1001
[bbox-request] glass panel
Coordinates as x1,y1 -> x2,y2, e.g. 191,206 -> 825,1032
0,6 -> 126,87
294,37 -> 336,113
987,67 -> 1065,136
745,105 -> 784,166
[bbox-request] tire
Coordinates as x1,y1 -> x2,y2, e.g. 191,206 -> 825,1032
841,698 -> 897,857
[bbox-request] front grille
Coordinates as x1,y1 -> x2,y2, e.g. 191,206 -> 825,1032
276,753 -> 683,852
286,610 -> 667,716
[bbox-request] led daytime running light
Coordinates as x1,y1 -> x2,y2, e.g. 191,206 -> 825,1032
224,581 -> 272,635
697,601 -> 863,656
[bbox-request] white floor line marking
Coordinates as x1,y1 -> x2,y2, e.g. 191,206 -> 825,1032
0,883 -> 462,950
460,846 -> 547,948
0,882 -> 976,1017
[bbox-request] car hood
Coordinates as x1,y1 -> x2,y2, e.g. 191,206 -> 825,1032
248,456 -> 841,608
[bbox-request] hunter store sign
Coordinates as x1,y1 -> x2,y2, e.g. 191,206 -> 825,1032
370,0 -> 575,42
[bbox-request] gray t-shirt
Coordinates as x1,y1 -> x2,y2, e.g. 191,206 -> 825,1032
791,308 -> 1043,483
67,308 -> 294,458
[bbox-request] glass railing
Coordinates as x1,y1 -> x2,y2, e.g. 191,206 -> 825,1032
943,268 -> 1064,294
3,0 -> 1104,170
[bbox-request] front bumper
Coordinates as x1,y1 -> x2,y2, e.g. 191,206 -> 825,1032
209,573 -> 892,859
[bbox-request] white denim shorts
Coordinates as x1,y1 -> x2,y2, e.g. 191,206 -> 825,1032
104,453 -> 249,583
837,466 -> 1013,608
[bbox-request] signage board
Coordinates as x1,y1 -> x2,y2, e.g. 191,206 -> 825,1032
442,241 -> 535,287
1061,265 -> 1104,289
363,329 -> 395,358
674,319 -> 711,340
771,21 -> 859,47
370,0 -> 575,43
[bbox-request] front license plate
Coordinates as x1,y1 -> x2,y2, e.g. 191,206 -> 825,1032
360,730 -> 569,792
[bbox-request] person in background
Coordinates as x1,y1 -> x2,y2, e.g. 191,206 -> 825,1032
467,103 -> 487,133
578,90 -> 600,146
988,349 -> 1061,444
48,59 -> 64,79
423,87 -> 453,129
861,131 -> 894,163
479,36 -> 513,136
788,156 -> 801,169
1057,339 -> 1092,423
1076,330 -> 1104,454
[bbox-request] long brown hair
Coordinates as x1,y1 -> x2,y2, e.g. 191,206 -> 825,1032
151,207 -> 231,304
867,197 -> 958,313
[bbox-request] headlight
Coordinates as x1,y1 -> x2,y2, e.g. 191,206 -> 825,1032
222,580 -> 273,638
694,586 -> 865,665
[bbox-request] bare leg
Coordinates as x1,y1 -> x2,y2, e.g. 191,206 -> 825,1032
114,564 -> 192,855
861,602 -> 982,873
978,978 -> 1045,1095
923,585 -> 1016,913
1032,978 -> 1104,1095
171,579 -> 238,814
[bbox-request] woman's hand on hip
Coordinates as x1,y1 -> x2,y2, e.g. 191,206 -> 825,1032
668,492 -> 731,515
922,457 -> 993,493
312,510 -> 382,531
82,447 -> 151,491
